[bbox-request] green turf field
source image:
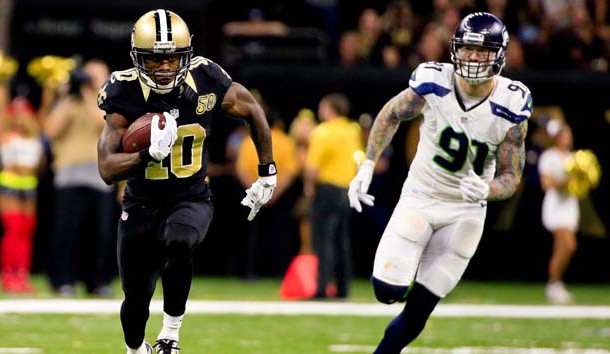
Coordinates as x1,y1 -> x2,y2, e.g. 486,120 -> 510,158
3,314 -> 610,353
5,275 -> 610,305
2,277 -> 610,353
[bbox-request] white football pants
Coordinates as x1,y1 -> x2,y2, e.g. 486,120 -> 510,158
372,183 -> 487,298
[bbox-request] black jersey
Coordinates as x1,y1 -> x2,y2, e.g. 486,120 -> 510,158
98,56 -> 233,205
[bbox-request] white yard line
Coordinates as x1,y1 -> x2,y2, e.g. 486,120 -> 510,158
0,349 -> 41,354
0,300 -> 610,318
329,345 -> 610,354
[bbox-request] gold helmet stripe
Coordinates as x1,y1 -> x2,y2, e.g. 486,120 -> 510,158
154,9 -> 172,42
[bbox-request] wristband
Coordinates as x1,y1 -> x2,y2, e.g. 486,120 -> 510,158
139,148 -> 155,164
258,161 -> 277,177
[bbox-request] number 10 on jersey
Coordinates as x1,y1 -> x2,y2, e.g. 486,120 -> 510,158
145,124 -> 206,180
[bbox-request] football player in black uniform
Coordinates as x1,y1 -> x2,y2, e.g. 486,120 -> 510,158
97,9 -> 276,354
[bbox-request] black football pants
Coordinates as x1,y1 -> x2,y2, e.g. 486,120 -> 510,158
117,199 -> 213,349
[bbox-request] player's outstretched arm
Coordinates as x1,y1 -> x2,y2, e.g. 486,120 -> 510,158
348,87 -> 424,212
365,87 -> 424,162
97,113 -> 145,184
222,82 -> 273,164
222,82 -> 276,221
488,120 -> 528,200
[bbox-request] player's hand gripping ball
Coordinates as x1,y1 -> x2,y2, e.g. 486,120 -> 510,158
123,113 -> 177,153
122,112 -> 165,153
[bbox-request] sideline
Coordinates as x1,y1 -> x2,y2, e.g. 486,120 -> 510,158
1,300 -> 610,318
329,345 -> 610,354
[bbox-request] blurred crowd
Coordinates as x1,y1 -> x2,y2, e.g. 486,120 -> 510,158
0,54 -> 117,296
219,0 -> 610,72
335,0 -> 610,71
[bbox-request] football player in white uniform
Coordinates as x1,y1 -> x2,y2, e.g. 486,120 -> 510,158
348,12 -> 532,353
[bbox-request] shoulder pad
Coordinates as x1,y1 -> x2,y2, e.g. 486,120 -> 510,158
97,69 -> 137,111
190,56 -> 232,87
490,78 -> 532,124
409,62 -> 452,97
97,68 -> 142,119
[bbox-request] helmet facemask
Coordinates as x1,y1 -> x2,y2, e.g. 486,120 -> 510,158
130,47 -> 192,94
451,40 -> 504,85
130,9 -> 193,94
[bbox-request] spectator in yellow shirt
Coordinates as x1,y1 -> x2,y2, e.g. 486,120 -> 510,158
304,93 -> 362,298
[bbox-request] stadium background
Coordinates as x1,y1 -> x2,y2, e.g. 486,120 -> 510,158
3,0 -> 610,285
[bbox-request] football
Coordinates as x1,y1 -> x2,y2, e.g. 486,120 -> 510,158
122,112 -> 165,153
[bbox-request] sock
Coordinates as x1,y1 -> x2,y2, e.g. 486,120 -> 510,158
157,312 -> 183,341
373,282 -> 440,354
126,341 -> 148,354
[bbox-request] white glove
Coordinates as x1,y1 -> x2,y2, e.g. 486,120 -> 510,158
460,170 -> 490,202
348,159 -> 376,213
241,175 -> 277,221
148,112 -> 178,161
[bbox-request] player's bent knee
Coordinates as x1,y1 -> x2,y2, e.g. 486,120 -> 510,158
371,276 -> 409,304
161,223 -> 200,250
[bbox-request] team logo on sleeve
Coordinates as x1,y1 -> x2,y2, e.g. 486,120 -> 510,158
97,85 -> 107,107
196,93 -> 217,115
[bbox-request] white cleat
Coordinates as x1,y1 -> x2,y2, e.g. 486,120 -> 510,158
546,282 -> 574,305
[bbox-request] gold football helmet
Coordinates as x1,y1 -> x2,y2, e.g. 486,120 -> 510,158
130,9 -> 192,93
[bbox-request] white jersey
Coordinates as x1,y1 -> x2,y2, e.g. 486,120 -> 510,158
405,62 -> 532,201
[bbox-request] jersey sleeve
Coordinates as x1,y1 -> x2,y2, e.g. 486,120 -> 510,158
190,56 -> 233,99
490,80 -> 533,125
408,62 -> 452,98
510,81 -> 533,122
97,70 -> 140,119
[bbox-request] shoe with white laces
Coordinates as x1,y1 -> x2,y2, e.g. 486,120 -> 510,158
154,339 -> 180,354
546,282 -> 574,305
145,342 -> 153,354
